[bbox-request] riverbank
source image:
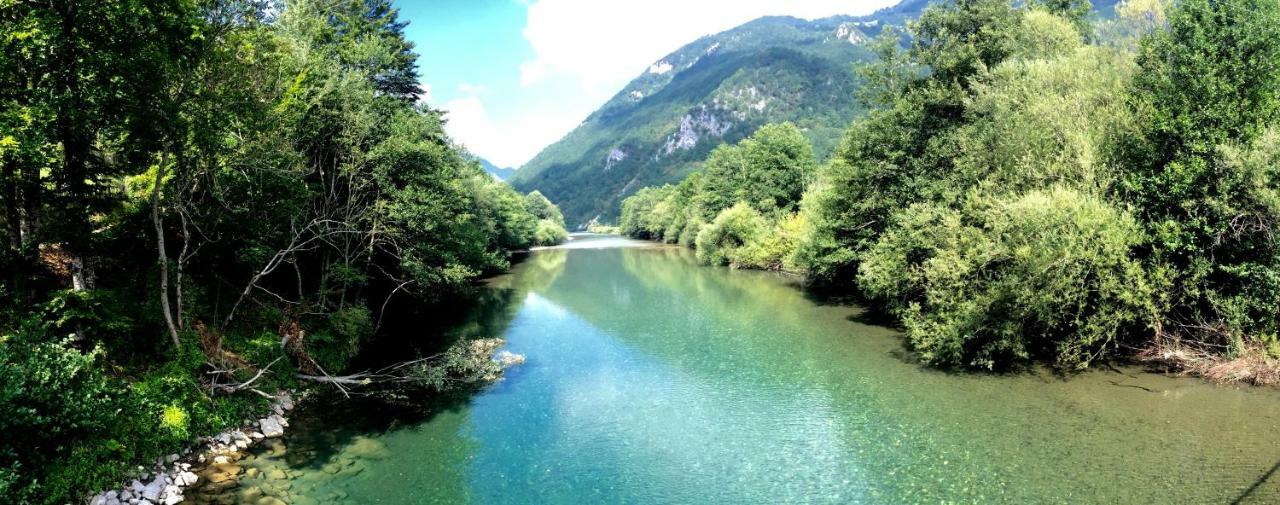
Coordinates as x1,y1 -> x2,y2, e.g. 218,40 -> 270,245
186,238 -> 1280,503
88,393 -> 298,505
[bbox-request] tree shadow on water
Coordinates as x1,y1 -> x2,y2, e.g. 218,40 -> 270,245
269,385 -> 487,473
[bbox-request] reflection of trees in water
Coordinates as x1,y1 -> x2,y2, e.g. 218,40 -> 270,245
243,250 -> 574,488
616,246 -> 816,332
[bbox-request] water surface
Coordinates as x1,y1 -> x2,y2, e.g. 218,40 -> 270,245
203,234 -> 1280,504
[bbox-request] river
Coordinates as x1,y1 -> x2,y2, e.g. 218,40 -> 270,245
195,234 -> 1280,504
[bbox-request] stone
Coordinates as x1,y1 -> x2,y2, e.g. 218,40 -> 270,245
166,453 -> 179,463
130,480 -> 146,493
177,471 -> 199,486
213,455 -> 230,465
259,416 -> 284,438
161,485 -> 183,505
345,437 -> 388,459
141,476 -> 166,501
266,469 -> 287,480
250,431 -> 264,440
91,493 -> 108,505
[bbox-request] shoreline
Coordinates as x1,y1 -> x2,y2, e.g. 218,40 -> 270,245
88,392 -> 298,505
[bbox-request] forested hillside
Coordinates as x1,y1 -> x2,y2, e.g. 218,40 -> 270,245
513,0 -> 1123,227
0,1 -> 565,502
621,0 -> 1280,378
509,10 -> 895,226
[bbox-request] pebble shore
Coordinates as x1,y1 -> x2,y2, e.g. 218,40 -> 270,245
87,392 -> 296,505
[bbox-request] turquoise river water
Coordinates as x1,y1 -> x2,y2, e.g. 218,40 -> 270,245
196,234 -> 1280,504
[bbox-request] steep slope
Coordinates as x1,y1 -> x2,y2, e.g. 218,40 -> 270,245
511,0 -> 933,225
480,158 -> 517,181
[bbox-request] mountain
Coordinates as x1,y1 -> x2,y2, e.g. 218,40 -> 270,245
479,158 -> 517,181
511,0 -> 934,226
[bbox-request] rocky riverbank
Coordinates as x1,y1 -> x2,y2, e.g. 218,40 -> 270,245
87,392 -> 297,505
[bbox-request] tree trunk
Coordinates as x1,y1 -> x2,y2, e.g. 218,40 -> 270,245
153,149 -> 180,349
3,157 -> 19,250
56,0 -> 94,291
19,153 -> 40,247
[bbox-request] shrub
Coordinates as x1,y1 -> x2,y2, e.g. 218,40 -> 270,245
695,203 -> 767,266
734,212 -> 810,272
859,188 -> 1158,369
533,218 -> 569,246
0,330 -> 115,503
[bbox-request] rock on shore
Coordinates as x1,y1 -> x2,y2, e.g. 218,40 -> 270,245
88,392 -> 296,505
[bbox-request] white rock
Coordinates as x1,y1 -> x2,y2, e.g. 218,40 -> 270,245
177,471 -> 199,486
141,476 -> 166,501
130,480 -> 145,493
90,493 -> 108,505
160,485 -> 183,505
106,499 -> 121,505
259,415 -> 284,437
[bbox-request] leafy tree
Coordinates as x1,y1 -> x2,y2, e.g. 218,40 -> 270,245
796,0 -> 1021,285
695,203 -> 767,267
1118,0 -> 1280,340
860,189 -> 1156,369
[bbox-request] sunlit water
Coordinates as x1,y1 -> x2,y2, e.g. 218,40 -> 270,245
195,234 -> 1280,504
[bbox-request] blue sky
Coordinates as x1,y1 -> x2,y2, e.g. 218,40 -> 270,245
395,0 -> 898,168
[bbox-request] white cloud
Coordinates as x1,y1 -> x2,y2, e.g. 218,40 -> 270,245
519,0 -> 897,91
441,86 -> 581,168
443,0 -> 899,168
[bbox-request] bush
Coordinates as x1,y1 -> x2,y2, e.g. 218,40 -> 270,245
695,203 -> 767,266
859,188 -> 1158,369
734,212 -> 809,272
0,330 -> 115,503
533,218 -> 569,246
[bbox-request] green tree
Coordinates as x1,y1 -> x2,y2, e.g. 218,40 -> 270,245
1119,0 -> 1280,340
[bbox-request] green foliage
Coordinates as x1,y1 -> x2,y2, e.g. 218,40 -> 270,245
0,331 -> 113,503
860,189 -> 1157,369
701,122 -> 817,218
1013,9 -> 1086,59
695,203 -> 767,266
1116,0 -> 1280,341
525,190 -> 565,227
956,45 -> 1136,193
534,219 -> 569,246
310,306 -> 373,373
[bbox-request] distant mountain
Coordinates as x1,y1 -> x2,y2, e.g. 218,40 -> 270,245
512,0 -> 1123,226
511,0 -> 934,225
479,158 -> 517,181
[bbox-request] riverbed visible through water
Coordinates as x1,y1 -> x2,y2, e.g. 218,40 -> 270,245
194,234 -> 1280,504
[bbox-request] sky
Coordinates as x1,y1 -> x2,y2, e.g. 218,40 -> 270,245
395,0 -> 900,168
